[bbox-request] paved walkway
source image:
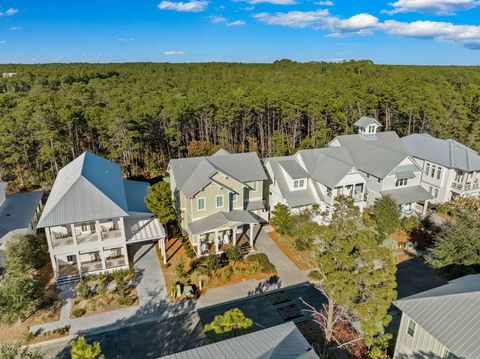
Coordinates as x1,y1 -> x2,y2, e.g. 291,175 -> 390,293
197,226 -> 310,308
31,242 -> 194,336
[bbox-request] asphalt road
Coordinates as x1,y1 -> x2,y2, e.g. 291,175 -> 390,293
39,283 -> 325,359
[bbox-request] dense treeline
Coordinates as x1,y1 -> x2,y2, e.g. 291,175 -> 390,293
1,60 -> 480,190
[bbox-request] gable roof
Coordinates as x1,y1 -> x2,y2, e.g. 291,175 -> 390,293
169,150 -> 268,198
278,159 -> 310,180
298,147 -> 358,189
354,116 -> 382,129
330,131 -> 411,178
38,152 -> 151,228
160,321 -> 319,359
396,274 -> 480,359
402,133 -> 480,172
264,156 -> 317,208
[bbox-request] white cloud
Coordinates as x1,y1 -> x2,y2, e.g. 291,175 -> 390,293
254,9 -> 379,35
163,51 -> 185,55
228,20 -> 246,26
254,8 -> 480,49
209,15 -> 227,23
382,0 -> 480,15
117,38 -> 134,42
383,20 -> 480,48
9,26 -> 21,31
315,1 -> 334,6
158,1 -> 208,12
240,0 -> 297,4
0,8 -> 18,16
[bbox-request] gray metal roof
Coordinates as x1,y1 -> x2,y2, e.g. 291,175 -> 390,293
38,152 -> 152,228
330,132 -> 411,178
278,160 -> 310,180
395,171 -> 416,180
169,150 -> 268,198
0,191 -> 43,242
354,116 -> 382,128
381,185 -> 432,205
298,147 -> 357,189
159,322 -> 319,359
265,156 -> 316,208
402,133 -> 480,172
124,212 -> 166,242
396,274 -> 480,359
188,210 -> 260,235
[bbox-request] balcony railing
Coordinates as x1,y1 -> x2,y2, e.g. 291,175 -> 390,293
451,181 -> 479,191
353,192 -> 364,202
80,261 -> 103,273
106,256 -> 126,269
101,230 -> 123,240
77,233 -> 98,245
51,234 -> 74,248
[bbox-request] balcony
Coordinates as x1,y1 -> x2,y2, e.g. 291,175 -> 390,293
106,256 -> 126,269
77,232 -> 98,245
51,232 -> 74,248
451,181 -> 479,192
101,229 -> 123,240
80,260 -> 103,273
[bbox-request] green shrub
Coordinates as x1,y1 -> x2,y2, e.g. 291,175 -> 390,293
225,246 -> 241,262
223,267 -> 234,280
307,270 -> 322,281
115,279 -> 127,297
246,253 -> 269,266
174,262 -> 186,279
78,280 -> 93,300
247,260 -> 260,273
381,239 -> 398,250
117,295 -> 133,306
206,254 -> 226,273
96,280 -> 107,297
294,237 -> 309,251
401,216 -> 420,234
260,262 -> 276,274
271,204 -> 295,236
181,236 -> 196,259
194,265 -> 208,276
73,308 -> 86,318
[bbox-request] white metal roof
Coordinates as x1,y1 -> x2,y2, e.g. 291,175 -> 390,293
396,274 -> 480,358
159,322 -> 319,359
354,116 -> 382,129
402,133 -> 480,172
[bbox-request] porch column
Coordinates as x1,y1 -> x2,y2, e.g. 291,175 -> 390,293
196,235 -> 202,256
249,224 -> 254,248
71,224 -> 78,245
45,228 -> 54,250
214,230 -> 220,253
422,200 -> 428,216
52,255 -> 59,279
233,226 -> 237,246
99,247 -> 107,270
159,237 -> 167,264
76,251 -> 82,276
95,220 -> 102,242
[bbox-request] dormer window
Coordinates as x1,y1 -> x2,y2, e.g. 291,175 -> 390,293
293,179 -> 306,190
248,181 -> 257,191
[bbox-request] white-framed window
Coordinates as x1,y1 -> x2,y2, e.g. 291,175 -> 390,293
66,255 -> 75,263
231,192 -> 238,202
436,167 -> 442,180
216,195 -> 224,208
442,347 -> 458,359
407,318 -> 416,337
395,178 -> 408,187
197,197 -> 206,211
425,163 -> 430,175
431,165 -> 437,178
249,181 -> 257,191
81,223 -> 88,232
293,179 -> 306,189
434,188 -> 439,197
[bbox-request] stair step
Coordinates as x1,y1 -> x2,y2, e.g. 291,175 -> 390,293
56,274 -> 80,286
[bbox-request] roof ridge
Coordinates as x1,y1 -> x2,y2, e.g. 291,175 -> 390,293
81,176 -> 129,216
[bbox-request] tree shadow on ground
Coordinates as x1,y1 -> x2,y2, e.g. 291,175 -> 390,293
247,275 -> 282,296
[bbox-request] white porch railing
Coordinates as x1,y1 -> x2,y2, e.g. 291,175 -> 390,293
101,230 -> 123,240
52,235 -> 74,248
106,257 -> 126,269
80,261 -> 103,273
77,233 -> 98,244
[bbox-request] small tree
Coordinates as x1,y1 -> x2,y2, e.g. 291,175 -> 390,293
144,181 -> 176,226
427,212 -> 480,279
70,337 -> 104,359
373,196 -> 400,239
204,308 -> 253,341
225,246 -> 241,262
5,234 -> 48,273
270,204 -> 295,236
187,140 -> 219,157
0,342 -> 44,359
78,280 -> 93,300
206,254 -> 225,274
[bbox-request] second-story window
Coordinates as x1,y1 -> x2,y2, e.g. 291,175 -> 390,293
216,195 -> 224,208
436,167 -> 442,180
395,178 -> 408,187
197,198 -> 206,211
425,163 -> 430,175
407,318 -> 416,337
293,179 -> 306,189
431,165 -> 436,178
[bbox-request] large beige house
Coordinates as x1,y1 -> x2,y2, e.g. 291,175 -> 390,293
37,152 -> 165,283
168,149 -> 268,256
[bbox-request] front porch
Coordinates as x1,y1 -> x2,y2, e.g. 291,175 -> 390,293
195,228 -> 255,257
382,185 -> 433,217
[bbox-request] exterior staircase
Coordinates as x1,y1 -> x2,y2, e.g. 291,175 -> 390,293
56,274 -> 81,286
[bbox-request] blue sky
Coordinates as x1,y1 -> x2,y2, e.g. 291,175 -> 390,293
1,0 -> 480,64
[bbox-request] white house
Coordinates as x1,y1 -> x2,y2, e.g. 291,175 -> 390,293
402,133 -> 480,204
37,152 -> 166,283
0,182 -> 43,269
328,117 -> 432,215
394,274 -> 480,359
264,146 -> 367,220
